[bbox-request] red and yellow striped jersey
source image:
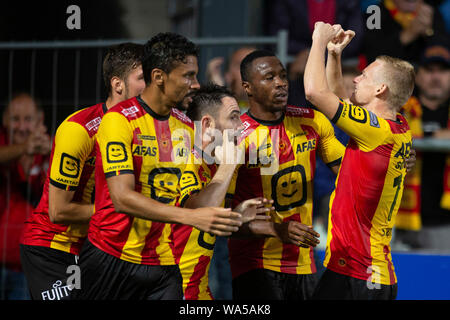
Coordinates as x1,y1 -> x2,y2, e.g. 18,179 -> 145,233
227,106 -> 345,279
88,96 -> 194,265
324,100 -> 412,285
21,103 -> 107,255
172,145 -> 217,300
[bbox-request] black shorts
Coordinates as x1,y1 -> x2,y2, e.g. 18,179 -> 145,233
313,269 -> 398,300
232,268 -> 318,300
20,244 -> 79,300
72,238 -> 183,300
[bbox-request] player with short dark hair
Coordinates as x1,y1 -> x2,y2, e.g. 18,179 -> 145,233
173,83 -> 273,299
73,33 -> 243,300
304,22 -> 414,300
20,42 -> 146,300
226,49 -> 346,300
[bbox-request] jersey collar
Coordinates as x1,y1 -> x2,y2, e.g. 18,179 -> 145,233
246,109 -> 285,126
136,95 -> 171,121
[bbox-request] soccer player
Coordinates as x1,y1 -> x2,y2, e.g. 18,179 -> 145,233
172,83 -> 273,300
226,50 -> 347,300
304,22 -> 414,299
74,33 -> 243,300
19,42 -> 146,300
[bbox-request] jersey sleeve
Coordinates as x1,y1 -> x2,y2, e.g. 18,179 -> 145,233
177,155 -> 203,207
49,120 -> 93,190
315,111 -> 345,167
332,99 -> 389,151
97,111 -> 134,178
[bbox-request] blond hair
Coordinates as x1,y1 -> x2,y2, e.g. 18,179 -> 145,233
375,55 -> 415,111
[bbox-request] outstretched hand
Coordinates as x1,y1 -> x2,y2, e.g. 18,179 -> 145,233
191,207 -> 243,237
274,220 -> 320,248
234,197 -> 274,223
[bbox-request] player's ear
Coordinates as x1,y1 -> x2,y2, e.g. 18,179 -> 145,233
201,115 -> 215,144
375,83 -> 388,99
242,80 -> 252,97
111,76 -> 123,95
151,68 -> 165,86
201,115 -> 214,130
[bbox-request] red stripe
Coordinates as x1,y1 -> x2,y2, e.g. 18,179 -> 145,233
154,119 -> 173,162
132,128 -> 143,193
140,221 -> 165,263
171,224 -> 194,263
72,149 -> 95,202
280,214 -> 301,274
387,114 -> 409,134
384,245 -> 395,284
184,255 -> 212,300
273,123 -> 294,165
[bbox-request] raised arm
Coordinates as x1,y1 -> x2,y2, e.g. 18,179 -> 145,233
326,30 -> 355,100
304,22 -> 342,120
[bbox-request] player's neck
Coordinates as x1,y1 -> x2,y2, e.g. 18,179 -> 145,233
247,103 -> 284,123
366,101 -> 396,121
140,87 -> 172,117
105,95 -> 124,110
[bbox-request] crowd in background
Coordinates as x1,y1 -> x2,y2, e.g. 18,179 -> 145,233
1,0 -> 449,300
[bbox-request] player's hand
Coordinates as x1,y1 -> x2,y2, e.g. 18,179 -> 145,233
405,148 -> 416,173
312,22 -> 343,45
274,220 -> 320,248
234,197 -> 274,223
206,57 -> 226,86
214,129 -> 244,165
191,207 -> 242,237
327,29 -> 355,57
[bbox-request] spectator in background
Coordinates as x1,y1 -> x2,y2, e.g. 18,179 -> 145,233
0,93 -> 50,299
397,43 -> 450,250
266,0 -> 364,106
206,47 -> 256,113
363,0 -> 448,66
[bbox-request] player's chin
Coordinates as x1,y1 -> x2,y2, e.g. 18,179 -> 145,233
271,100 -> 287,112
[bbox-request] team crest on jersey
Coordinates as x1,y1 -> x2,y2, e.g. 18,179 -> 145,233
85,117 -> 101,131
369,111 -> 380,128
121,106 -> 139,117
59,153 -> 80,178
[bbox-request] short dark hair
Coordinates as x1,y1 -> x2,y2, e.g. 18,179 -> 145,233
103,42 -> 144,97
240,49 -> 276,82
186,83 -> 236,121
142,32 -> 199,85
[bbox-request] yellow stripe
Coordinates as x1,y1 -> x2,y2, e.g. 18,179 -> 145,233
119,217 -> 151,264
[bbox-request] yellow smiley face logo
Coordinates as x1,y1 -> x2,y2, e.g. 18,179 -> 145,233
148,167 -> 182,204
59,153 -> 80,178
180,171 -> 198,191
271,165 -> 307,212
106,142 -> 127,163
